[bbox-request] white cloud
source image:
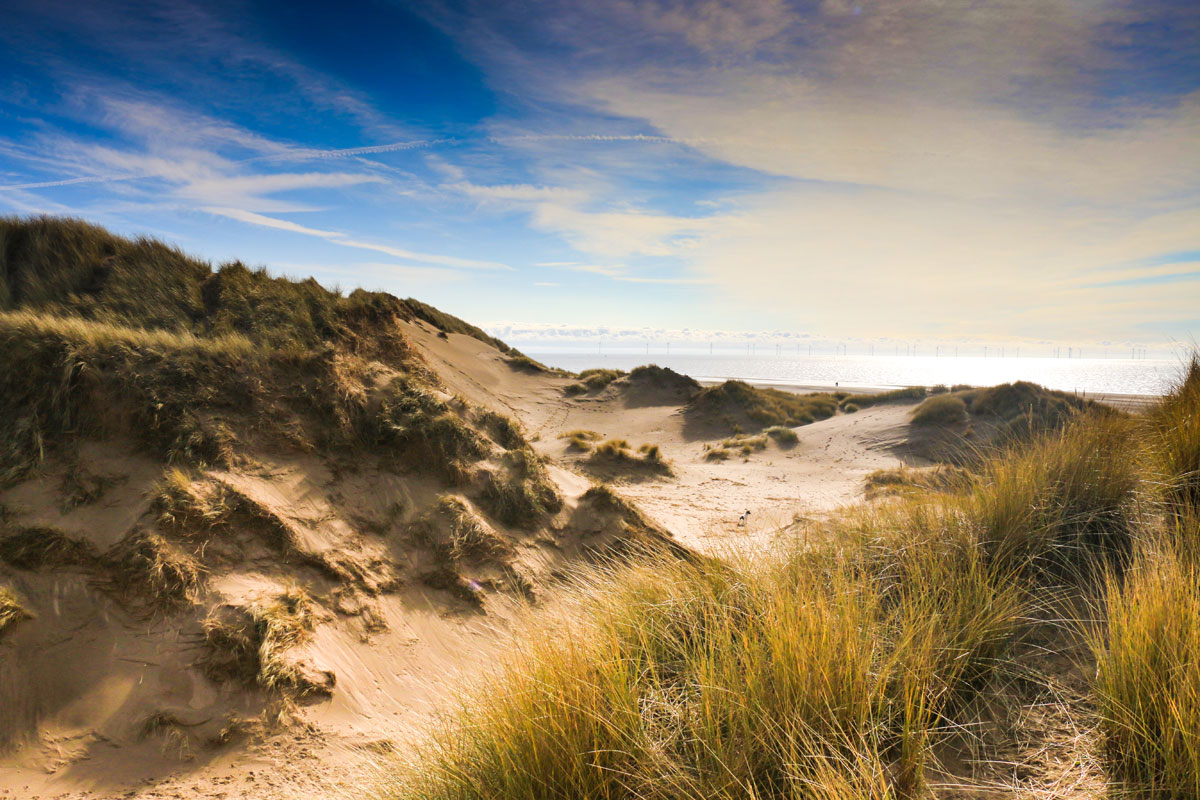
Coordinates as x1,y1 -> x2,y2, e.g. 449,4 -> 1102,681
207,208 -> 513,270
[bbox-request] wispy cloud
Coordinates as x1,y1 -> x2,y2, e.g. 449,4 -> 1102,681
207,208 -> 511,270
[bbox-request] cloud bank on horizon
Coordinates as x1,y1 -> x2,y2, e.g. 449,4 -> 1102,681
0,0 -> 1196,348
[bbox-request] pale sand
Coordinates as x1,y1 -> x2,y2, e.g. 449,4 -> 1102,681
0,324 -> 1153,799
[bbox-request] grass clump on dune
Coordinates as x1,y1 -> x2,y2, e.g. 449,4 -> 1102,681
104,529 -> 205,613
0,526 -> 97,570
201,585 -> 330,697
864,465 -> 972,499
383,361 -> 1200,799
1091,541 -> 1200,798
1086,358 -> 1200,798
372,377 -> 490,484
586,440 -> 673,477
764,425 -> 798,445
688,380 -> 838,433
577,368 -> 625,391
0,586 -> 33,638
393,503 -> 1028,799
480,447 -> 563,529
911,394 -> 968,426
560,429 -> 601,452
839,385 -> 926,410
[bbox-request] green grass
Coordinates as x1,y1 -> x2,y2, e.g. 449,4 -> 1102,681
910,394 -> 967,426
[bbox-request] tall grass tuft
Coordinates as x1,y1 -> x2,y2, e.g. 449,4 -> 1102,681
1091,540 -> 1200,798
392,501 -> 1030,799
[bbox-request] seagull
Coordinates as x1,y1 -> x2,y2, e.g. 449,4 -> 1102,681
738,510 -> 751,527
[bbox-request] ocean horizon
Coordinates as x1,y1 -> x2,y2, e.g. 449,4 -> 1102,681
525,350 -> 1184,397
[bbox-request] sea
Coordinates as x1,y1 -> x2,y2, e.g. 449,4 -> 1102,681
524,351 -> 1183,397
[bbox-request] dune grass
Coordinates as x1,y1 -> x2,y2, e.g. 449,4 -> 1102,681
380,362 -> 1200,800
0,586 -> 33,638
864,465 -> 972,499
479,447 -> 563,528
838,385 -> 926,410
105,529 -> 205,612
586,440 -> 673,476
578,368 -> 626,391
688,380 -> 839,433
911,394 -> 968,426
764,425 -> 799,446
201,585 -> 323,695
1091,538 -> 1200,798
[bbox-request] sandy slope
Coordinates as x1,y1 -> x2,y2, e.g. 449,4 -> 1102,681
0,324 -> 983,799
403,321 -> 923,553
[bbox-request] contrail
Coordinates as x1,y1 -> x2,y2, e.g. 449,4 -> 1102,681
0,132 -> 693,192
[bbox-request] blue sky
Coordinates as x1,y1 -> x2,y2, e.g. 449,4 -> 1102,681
1,0 -> 1197,352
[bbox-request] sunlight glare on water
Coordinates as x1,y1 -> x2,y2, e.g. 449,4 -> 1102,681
527,352 -> 1181,396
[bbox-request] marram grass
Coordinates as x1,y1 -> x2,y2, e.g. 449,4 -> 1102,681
377,360 -> 1200,799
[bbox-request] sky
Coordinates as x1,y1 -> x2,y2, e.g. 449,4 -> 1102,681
1,0 -> 1197,354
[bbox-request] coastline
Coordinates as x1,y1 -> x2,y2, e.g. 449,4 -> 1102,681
695,377 -> 1161,412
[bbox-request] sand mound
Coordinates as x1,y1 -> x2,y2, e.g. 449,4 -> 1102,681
0,218 -> 680,795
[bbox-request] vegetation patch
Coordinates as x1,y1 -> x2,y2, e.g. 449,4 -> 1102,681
911,394 -> 968,426
577,368 -> 625,392
201,586 -> 331,697
560,429 -> 601,452
0,217 -> 528,490
0,586 -> 33,638
585,440 -> 673,478
839,385 -> 927,410
371,377 -> 489,484
0,526 -> 97,570
864,465 -> 972,499
104,529 -> 205,612
479,448 -> 563,528
687,380 -> 838,434
478,410 -> 527,450
763,425 -> 798,446
384,362 -> 1200,800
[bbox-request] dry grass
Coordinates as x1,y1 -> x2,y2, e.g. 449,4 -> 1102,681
687,380 -> 839,433
764,425 -> 799,446
586,440 -> 673,477
911,394 -> 968,426
436,496 -> 511,562
1091,540 -> 1200,798
201,585 -> 324,696
577,368 -> 625,391
105,529 -> 204,612
864,465 -> 973,499
0,525 -> 97,569
839,385 -> 927,409
380,361 -> 1200,800
0,586 -> 33,637
479,448 -> 563,528
0,216 -> 534,489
